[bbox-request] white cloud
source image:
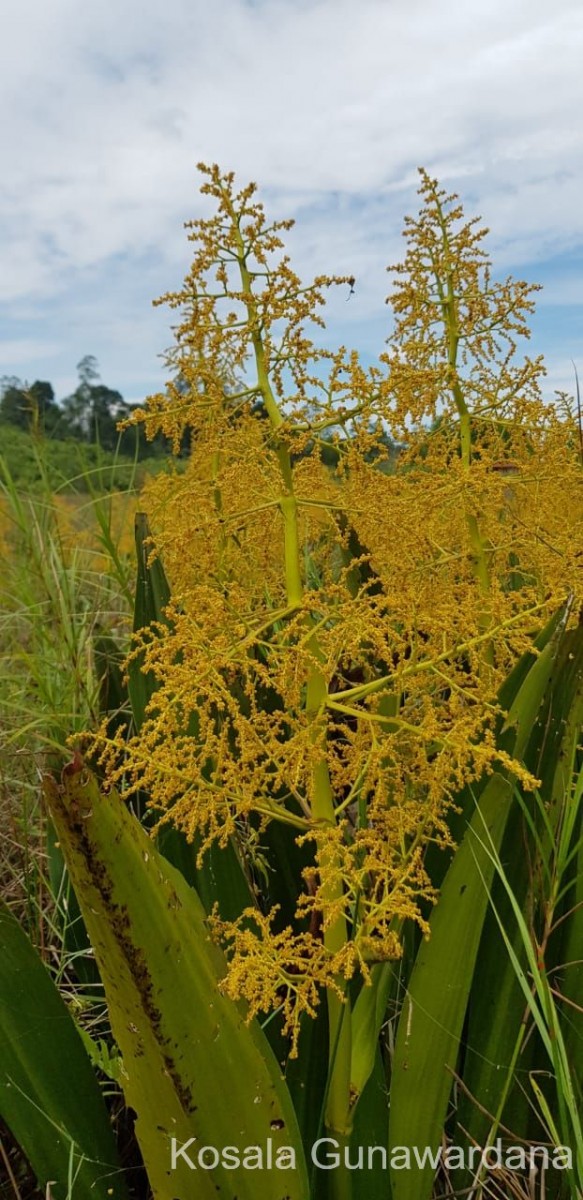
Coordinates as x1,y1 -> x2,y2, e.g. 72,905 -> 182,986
0,338 -> 61,370
0,0 -> 581,396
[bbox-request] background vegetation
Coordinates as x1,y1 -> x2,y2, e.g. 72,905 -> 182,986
0,354 -> 192,492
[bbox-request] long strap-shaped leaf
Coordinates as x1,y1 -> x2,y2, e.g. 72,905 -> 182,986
0,899 -> 128,1200
44,757 -> 309,1200
459,623 -> 583,1157
388,606 -> 573,1200
127,511 -> 172,726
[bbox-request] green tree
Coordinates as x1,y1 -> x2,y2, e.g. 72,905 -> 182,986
29,380 -> 60,433
0,377 -> 28,428
0,377 -> 60,433
62,356 -> 127,450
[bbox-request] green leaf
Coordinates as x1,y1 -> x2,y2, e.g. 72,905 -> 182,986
44,759 -> 309,1200
127,512 -> 171,730
0,899 -> 127,1200
455,798 -> 537,1155
388,609 -> 570,1200
349,1048 -> 391,1200
350,962 -> 395,1106
286,1006 -> 329,1175
459,622 -> 583,1155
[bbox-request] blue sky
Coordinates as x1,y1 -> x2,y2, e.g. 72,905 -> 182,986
1,0 -> 582,408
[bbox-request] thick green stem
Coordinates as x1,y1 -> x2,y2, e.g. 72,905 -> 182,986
229,202 -> 303,608
434,197 -> 493,664
457,396 -> 492,618
306,664 -> 353,1139
227,193 -> 353,1147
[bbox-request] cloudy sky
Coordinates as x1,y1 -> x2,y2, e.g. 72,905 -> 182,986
1,0 -> 582,407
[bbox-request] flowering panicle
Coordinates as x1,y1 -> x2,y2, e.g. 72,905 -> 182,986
89,165 -> 583,1057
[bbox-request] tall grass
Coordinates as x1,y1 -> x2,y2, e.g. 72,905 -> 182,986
472,770 -> 583,1198
0,437 -> 140,1199
0,435 -> 135,947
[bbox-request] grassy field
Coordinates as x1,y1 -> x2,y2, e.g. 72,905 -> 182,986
0,435 -> 145,1197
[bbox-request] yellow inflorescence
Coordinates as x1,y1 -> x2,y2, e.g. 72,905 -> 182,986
89,165 -> 583,1044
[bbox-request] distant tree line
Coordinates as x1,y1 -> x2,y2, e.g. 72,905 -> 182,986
0,355 -> 404,470
0,355 -> 176,459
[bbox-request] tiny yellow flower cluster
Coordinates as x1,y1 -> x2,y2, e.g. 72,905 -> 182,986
210,905 -> 365,1056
